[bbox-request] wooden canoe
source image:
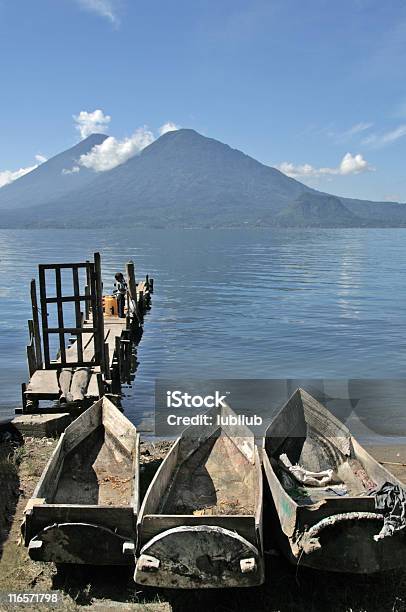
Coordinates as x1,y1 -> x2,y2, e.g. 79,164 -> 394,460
22,396 -> 139,565
135,403 -> 264,588
263,388 -> 406,573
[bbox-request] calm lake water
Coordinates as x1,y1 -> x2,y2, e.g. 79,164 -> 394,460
1,228 -> 406,443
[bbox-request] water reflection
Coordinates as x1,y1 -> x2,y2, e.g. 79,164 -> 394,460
0,228 -> 405,442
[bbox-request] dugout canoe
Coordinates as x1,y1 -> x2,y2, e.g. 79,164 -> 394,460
135,402 -> 264,588
22,396 -> 139,565
263,388 -> 406,573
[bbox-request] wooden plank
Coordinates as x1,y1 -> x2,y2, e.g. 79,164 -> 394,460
30,279 -> 43,369
26,370 -> 60,398
63,331 -> 95,363
102,399 -> 137,456
220,403 -> 255,464
86,372 -> 100,398
72,267 -> 83,362
62,398 -> 103,454
139,439 -> 180,517
21,382 -> 27,412
45,295 -> 91,303
55,268 -> 66,364
104,343 -> 110,376
115,336 -> 122,382
38,266 -> 50,367
84,284 -> 90,319
27,319 -> 37,376
39,263 -> 88,270
94,252 -> 106,375
96,372 -> 104,398
26,343 -> 36,377
47,327 -> 97,334
30,435 -> 65,504
132,432 -> 140,518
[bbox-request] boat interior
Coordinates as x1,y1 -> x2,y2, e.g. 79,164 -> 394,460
266,390 -> 379,505
160,432 -> 258,516
52,425 -> 134,506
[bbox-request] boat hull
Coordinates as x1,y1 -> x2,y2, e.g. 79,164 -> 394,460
262,388 -> 406,574
273,510 -> 406,573
134,525 -> 264,588
27,522 -> 134,565
22,397 -> 139,565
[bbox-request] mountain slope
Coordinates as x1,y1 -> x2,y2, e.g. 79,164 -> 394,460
0,129 -> 314,227
0,134 -> 108,210
1,128 -> 406,228
275,193 -> 365,227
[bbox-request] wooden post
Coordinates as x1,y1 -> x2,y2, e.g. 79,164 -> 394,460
30,279 -> 43,369
55,268 -> 66,364
96,372 -> 104,398
94,252 -> 106,377
38,266 -> 50,368
72,267 -> 83,363
138,290 -> 144,318
21,383 -> 27,413
84,285 -> 90,320
26,320 -> 37,378
126,260 -> 141,323
26,346 -> 36,377
104,343 -> 110,379
122,339 -> 131,384
115,336 -> 122,383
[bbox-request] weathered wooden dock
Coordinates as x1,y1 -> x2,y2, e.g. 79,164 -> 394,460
18,253 -> 153,416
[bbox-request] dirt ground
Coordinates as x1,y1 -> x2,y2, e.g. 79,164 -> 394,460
0,433 -> 406,612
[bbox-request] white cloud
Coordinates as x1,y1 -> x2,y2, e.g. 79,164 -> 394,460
362,124 -> 406,147
78,126 -> 155,172
339,153 -> 371,175
278,153 -> 374,179
62,166 -> 80,175
339,122 -> 373,141
75,0 -> 119,25
381,124 -> 406,144
73,109 -> 111,139
71,117 -> 180,172
0,155 -> 47,188
159,122 -> 180,136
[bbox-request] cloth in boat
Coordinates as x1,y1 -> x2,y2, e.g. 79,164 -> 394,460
374,482 -> 406,541
279,453 -> 333,487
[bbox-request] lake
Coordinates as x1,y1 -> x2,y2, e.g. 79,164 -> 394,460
1,228 -> 406,443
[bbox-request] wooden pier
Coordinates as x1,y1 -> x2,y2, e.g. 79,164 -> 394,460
18,253 -> 153,416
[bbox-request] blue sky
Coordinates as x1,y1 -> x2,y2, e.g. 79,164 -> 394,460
1,0 -> 406,201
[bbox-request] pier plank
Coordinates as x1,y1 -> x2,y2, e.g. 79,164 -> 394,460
26,370 -> 60,399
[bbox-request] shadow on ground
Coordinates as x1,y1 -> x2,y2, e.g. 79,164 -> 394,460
0,425 -> 23,562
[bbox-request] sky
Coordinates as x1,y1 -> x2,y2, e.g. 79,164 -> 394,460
1,0 -> 406,201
